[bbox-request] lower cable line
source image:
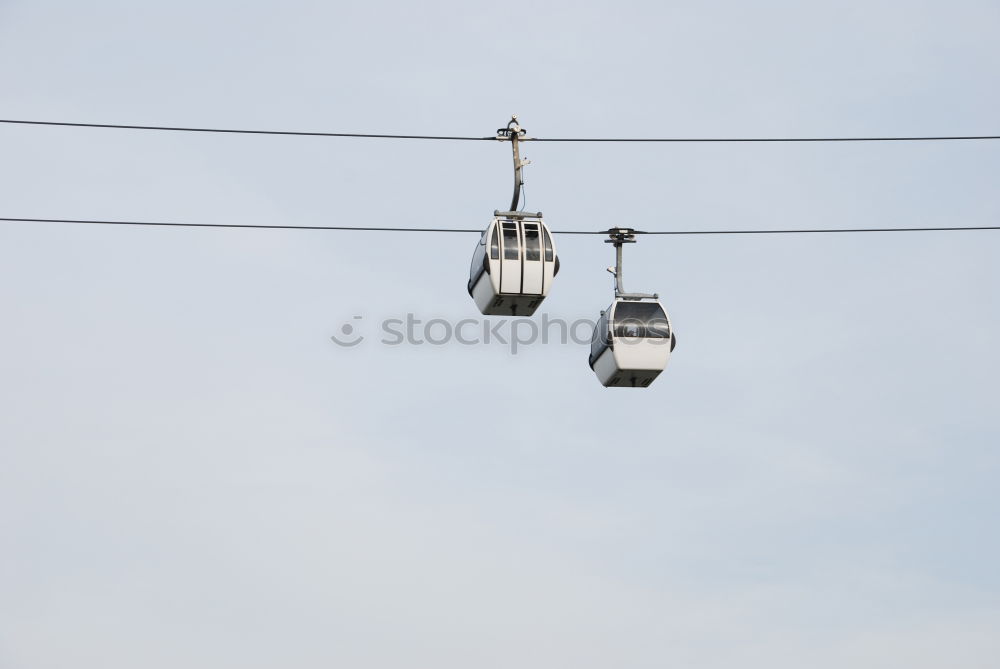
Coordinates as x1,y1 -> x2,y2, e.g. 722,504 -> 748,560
0,216 -> 998,235
0,217 -> 481,233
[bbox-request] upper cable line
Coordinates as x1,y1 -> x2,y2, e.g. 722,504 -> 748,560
0,119 -> 495,141
2,119 -> 998,143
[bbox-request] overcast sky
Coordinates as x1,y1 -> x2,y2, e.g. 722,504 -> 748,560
1,1 -> 998,667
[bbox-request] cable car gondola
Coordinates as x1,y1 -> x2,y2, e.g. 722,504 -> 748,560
589,228 -> 676,387
467,116 -> 560,317
589,296 -> 675,387
467,212 -> 559,316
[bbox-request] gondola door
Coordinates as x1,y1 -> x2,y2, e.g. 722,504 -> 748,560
521,222 -> 544,295
499,220 -> 522,294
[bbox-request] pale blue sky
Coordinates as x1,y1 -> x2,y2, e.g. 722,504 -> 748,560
1,1 -> 998,667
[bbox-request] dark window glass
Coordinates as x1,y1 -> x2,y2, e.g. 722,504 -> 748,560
589,310 -> 611,368
503,223 -> 519,260
613,302 -> 670,338
524,225 -> 540,261
543,228 -> 554,261
468,239 -> 487,293
469,241 -> 485,277
490,226 -> 500,259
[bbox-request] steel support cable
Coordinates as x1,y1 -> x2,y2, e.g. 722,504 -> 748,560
2,119 -> 999,143
2,217 -> 998,235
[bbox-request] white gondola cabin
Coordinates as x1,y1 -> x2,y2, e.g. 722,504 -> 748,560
589,296 -> 676,387
468,214 -> 559,316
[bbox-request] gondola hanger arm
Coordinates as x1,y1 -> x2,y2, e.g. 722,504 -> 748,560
496,115 -> 528,211
605,227 -> 658,299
